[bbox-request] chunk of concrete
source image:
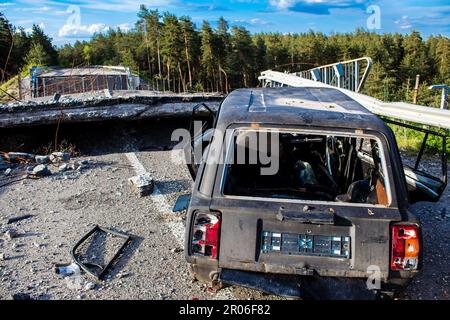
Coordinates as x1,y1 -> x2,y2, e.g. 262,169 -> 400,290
129,173 -> 154,197
59,163 -> 69,172
31,164 -> 52,177
35,155 -> 50,164
50,152 -> 71,163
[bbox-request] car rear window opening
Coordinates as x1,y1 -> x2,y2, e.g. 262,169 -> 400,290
223,129 -> 391,206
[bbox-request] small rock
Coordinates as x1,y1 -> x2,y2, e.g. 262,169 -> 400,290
31,164 -> 51,177
0,253 -> 6,261
84,282 -> 96,291
12,293 -> 33,300
2,229 -> 18,240
35,155 -> 50,164
129,173 -> 154,197
116,272 -> 130,279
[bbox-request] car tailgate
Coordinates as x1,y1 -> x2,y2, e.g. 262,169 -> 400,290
212,198 -> 400,280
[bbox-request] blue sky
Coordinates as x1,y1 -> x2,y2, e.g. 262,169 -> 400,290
1,0 -> 449,46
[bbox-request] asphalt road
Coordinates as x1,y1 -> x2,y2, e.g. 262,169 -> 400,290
0,120 -> 448,300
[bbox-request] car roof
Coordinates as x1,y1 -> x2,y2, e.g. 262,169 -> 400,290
217,87 -> 389,133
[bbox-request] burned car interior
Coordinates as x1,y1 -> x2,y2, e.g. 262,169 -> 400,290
223,130 -> 390,206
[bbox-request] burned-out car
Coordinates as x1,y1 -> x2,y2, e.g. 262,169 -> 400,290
182,87 -> 447,299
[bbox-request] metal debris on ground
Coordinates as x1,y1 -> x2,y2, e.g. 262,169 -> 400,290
71,225 -> 132,280
128,173 -> 154,197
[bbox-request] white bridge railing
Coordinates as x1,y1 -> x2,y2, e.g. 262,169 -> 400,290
259,69 -> 450,130
295,57 -> 372,93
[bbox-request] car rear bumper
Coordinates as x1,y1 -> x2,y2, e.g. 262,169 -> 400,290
220,268 -> 381,300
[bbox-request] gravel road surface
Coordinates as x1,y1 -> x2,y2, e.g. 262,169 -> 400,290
0,120 -> 448,300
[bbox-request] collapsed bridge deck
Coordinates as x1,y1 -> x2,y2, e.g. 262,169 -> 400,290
0,91 -> 224,128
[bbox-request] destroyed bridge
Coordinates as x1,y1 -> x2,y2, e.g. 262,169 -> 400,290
1,57 -> 449,131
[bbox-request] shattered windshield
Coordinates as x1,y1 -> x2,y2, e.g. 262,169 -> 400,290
223,129 -> 391,206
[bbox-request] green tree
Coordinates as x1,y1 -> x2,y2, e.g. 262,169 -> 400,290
30,24 -> 58,65
25,43 -> 52,67
229,26 -> 256,88
200,21 -> 216,92
120,48 -> 138,71
160,12 -> 184,92
401,31 -> 431,81
0,11 -> 13,81
137,6 -> 162,82
179,16 -> 197,90
216,17 -> 230,92
83,45 -> 92,65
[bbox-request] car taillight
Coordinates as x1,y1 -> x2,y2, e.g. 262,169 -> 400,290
191,211 -> 221,259
391,225 -> 420,271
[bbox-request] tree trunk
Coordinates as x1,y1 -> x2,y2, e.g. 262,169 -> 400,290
178,63 -> 186,93
157,40 -> 162,78
167,63 -> 171,92
219,66 -> 228,94
184,34 -> 193,89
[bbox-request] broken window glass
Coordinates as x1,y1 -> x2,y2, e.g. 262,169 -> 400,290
223,130 -> 390,206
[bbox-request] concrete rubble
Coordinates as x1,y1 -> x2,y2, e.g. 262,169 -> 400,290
35,155 -> 50,164
50,152 -> 71,163
31,165 -> 51,177
0,90 -> 223,129
129,173 -> 154,197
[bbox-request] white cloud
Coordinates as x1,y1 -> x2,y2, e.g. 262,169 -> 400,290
394,15 -> 412,29
0,2 -> 15,7
233,18 -> 271,26
250,18 -> 270,25
270,0 -> 369,11
15,6 -> 52,13
81,0 -> 173,12
116,23 -> 132,32
58,23 -> 109,38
